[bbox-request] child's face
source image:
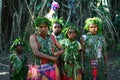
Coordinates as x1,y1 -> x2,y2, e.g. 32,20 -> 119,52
89,24 -> 98,35
38,23 -> 48,35
15,45 -> 23,54
52,23 -> 62,35
67,29 -> 76,40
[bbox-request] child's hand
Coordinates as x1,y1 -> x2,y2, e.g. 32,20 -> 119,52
81,67 -> 85,74
51,56 -> 59,63
53,52 -> 58,56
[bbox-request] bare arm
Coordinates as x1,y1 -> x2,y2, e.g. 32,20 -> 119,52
53,38 -> 64,56
80,36 -> 85,67
29,34 -> 57,61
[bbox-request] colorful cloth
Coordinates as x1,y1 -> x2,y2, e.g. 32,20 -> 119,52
29,34 -> 60,80
27,64 -> 60,80
51,1 -> 59,11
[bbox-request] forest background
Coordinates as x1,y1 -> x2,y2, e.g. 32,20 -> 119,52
0,0 -> 120,80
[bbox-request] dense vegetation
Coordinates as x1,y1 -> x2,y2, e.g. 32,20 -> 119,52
0,0 -> 120,53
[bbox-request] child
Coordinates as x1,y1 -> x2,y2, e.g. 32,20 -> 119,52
51,21 -> 64,41
9,38 -> 28,80
29,16 -> 64,80
51,19 -> 64,79
60,25 -> 82,80
80,17 -> 108,80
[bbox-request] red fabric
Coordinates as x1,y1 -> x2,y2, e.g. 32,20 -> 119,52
51,34 -> 56,44
92,68 -> 98,77
27,64 -> 59,80
41,59 -> 49,64
51,35 -> 56,53
61,75 -> 73,80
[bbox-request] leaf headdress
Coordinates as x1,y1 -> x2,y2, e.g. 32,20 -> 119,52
84,17 -> 102,35
10,38 -> 24,51
34,16 -> 51,28
62,22 -> 80,38
50,17 -> 64,29
51,17 -> 64,26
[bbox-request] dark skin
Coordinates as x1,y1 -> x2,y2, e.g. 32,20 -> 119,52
63,29 -> 82,79
80,24 -> 94,73
52,22 -> 62,36
67,29 -> 76,41
80,24 -> 108,73
9,45 -> 26,77
67,29 -> 83,77
89,24 -> 98,35
15,45 -> 23,53
30,23 -> 64,64
67,29 -> 82,56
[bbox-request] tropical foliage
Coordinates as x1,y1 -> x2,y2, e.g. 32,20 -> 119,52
0,0 -> 120,53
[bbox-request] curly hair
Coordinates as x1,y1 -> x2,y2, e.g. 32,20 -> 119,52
34,16 -> 51,28
84,17 -> 102,34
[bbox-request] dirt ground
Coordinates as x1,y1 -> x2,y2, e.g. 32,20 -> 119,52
0,53 -> 10,80
0,50 -> 120,80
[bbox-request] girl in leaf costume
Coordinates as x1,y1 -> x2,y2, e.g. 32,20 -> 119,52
28,16 -> 64,80
60,25 -> 82,80
9,38 -> 28,80
80,17 -> 108,80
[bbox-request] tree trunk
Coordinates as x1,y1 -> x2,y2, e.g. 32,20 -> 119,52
0,0 -> 2,53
